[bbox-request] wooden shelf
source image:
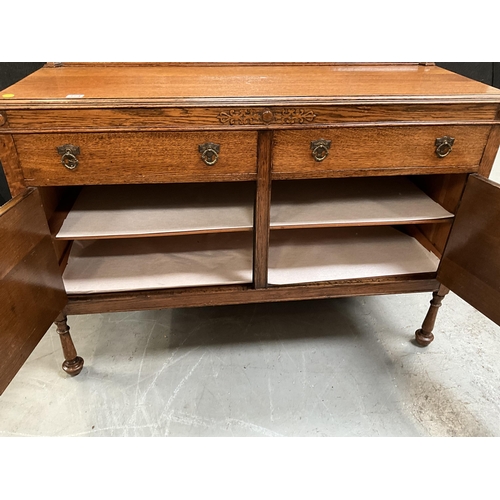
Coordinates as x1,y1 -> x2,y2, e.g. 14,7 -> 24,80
62,232 -> 253,294
268,226 -> 440,285
270,177 -> 453,229
56,183 -> 255,240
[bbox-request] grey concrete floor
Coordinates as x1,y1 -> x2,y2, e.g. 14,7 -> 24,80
1,160 -> 499,437
1,292 -> 499,437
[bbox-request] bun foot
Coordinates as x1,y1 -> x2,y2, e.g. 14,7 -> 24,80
62,356 -> 84,376
415,328 -> 434,347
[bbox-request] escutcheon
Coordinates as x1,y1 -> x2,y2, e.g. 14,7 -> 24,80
199,142 -> 220,166
310,139 -> 332,162
57,144 -> 80,170
435,136 -> 455,158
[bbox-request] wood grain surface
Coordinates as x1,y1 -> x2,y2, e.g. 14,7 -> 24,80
2,64 -> 500,109
478,123 -> 500,177
65,275 -> 440,315
0,134 -> 26,196
3,103 -> 498,131
438,175 -> 500,326
272,126 -> 491,177
15,131 -> 258,185
411,173 -> 468,254
253,131 -> 273,288
0,189 -> 66,395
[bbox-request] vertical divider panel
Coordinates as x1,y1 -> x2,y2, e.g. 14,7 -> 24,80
0,134 -> 26,197
478,119 -> 500,177
253,130 -> 273,288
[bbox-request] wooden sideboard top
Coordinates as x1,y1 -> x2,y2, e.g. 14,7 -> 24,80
2,63 -> 500,109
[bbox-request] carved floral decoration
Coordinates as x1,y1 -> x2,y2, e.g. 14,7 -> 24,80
217,109 -> 262,125
276,109 -> 317,124
217,108 -> 317,125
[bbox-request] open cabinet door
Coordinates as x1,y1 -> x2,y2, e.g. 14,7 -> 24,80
437,174 -> 500,326
0,188 -> 66,395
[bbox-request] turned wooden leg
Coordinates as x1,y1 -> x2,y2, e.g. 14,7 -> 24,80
54,313 -> 84,376
415,284 -> 450,346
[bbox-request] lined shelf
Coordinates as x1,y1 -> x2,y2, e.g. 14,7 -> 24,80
62,232 -> 254,294
268,226 -> 440,286
270,177 -> 453,229
56,182 -> 255,240
59,176 -> 449,294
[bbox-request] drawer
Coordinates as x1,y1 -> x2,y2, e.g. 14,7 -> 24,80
272,126 -> 491,178
15,131 -> 258,185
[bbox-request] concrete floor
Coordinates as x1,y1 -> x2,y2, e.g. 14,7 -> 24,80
1,161 -> 499,437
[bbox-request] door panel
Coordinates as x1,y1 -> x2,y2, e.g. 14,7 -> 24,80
0,188 -> 66,395
437,175 -> 500,326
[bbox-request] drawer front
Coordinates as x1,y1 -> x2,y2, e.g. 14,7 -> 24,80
272,126 -> 491,178
15,131 -> 258,185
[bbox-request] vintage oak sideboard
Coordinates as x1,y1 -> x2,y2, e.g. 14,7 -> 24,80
1,63 -> 500,395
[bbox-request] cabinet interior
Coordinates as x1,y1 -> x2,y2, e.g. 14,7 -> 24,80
37,173 -> 467,295
56,182 -> 256,239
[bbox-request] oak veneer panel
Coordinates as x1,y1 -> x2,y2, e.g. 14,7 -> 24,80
0,189 -> 66,395
411,174 -> 468,255
438,175 -> 500,326
0,134 -> 25,196
57,183 -> 255,239
4,104 -> 499,131
15,131 -> 258,185
253,130 -> 273,288
411,173 -> 468,214
478,124 -> 500,177
268,226 -> 440,286
272,126 -> 491,177
63,233 -> 254,294
270,177 -> 453,229
2,64 -> 500,106
66,276 -> 440,315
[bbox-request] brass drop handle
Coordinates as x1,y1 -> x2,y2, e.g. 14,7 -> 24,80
199,142 -> 220,166
435,136 -> 455,158
57,144 -> 80,170
310,139 -> 331,162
